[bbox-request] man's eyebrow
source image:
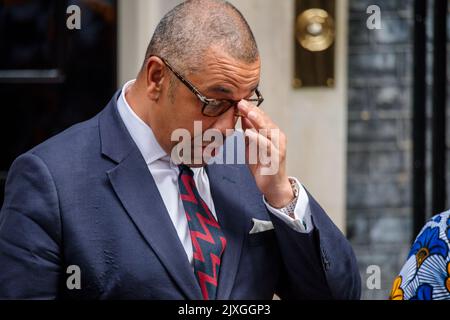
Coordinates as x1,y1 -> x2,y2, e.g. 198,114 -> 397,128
206,84 -> 260,97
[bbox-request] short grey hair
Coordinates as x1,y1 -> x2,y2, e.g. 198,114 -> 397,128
142,0 -> 259,75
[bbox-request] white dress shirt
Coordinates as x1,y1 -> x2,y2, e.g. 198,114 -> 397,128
117,80 -> 313,265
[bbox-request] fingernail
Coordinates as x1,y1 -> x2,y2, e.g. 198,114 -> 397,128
238,100 -> 247,110
248,111 -> 258,121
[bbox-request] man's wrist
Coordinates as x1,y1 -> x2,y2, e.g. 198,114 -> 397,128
280,178 -> 300,219
265,179 -> 296,209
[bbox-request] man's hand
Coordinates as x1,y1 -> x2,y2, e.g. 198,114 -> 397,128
237,100 -> 294,209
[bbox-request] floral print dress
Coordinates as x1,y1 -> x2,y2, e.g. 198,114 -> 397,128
390,211 -> 450,300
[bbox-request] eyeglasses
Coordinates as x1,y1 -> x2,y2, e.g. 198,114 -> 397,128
157,56 -> 264,117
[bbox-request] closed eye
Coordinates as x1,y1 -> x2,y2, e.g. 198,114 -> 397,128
206,86 -> 234,99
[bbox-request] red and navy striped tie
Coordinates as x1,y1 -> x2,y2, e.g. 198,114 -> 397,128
178,165 -> 227,300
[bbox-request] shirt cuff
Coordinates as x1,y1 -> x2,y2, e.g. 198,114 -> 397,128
263,177 -> 314,233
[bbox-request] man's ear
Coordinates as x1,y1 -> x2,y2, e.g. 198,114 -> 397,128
145,57 -> 166,101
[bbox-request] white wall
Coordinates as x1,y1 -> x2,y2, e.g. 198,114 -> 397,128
118,0 -> 349,232
118,0 -> 183,85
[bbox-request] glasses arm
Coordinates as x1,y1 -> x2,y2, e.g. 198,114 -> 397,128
255,88 -> 264,106
160,57 -> 210,105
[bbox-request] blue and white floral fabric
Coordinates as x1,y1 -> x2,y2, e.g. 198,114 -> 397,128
390,211 -> 450,300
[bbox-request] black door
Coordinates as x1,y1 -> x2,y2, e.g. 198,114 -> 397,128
0,0 -> 117,204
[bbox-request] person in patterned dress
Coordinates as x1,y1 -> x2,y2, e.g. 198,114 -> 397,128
390,211 -> 450,300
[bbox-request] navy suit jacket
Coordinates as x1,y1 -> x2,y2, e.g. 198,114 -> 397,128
0,92 -> 361,300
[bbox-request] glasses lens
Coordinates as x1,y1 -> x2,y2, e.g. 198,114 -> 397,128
203,100 -> 234,117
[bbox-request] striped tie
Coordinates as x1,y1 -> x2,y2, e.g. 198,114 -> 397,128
178,165 -> 227,300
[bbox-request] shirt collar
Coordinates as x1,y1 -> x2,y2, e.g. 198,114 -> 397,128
117,80 -> 168,165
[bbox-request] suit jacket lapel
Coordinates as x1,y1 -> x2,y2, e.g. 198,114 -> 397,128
207,164 -> 247,300
99,95 -> 202,300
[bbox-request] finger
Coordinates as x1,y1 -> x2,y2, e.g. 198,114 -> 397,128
238,100 -> 278,132
243,113 -> 278,142
242,116 -> 256,131
245,129 -> 278,160
236,99 -> 265,116
245,129 -> 264,166
245,129 -> 282,172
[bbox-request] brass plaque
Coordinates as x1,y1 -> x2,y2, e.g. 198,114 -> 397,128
294,0 -> 336,88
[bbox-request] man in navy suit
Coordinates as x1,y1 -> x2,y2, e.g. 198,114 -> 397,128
0,0 -> 360,299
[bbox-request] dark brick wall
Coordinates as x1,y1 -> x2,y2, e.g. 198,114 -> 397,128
347,0 -> 415,300
348,0 -> 450,300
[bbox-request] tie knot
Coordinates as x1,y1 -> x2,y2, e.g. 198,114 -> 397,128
178,164 -> 194,177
